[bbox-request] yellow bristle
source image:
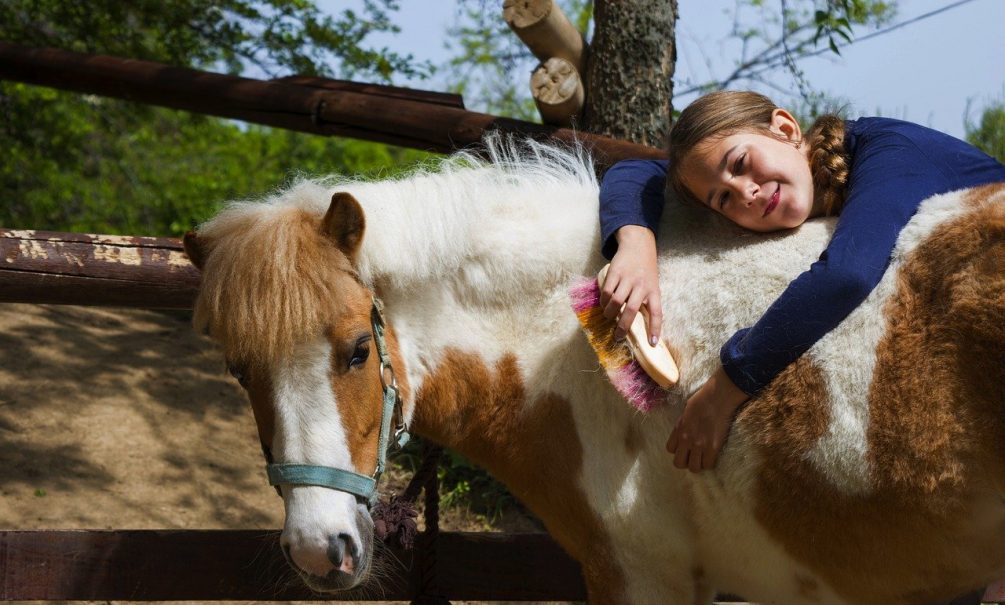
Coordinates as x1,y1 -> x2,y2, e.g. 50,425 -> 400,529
575,305 -> 633,368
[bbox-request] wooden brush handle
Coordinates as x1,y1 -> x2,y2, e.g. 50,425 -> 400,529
597,264 -> 680,387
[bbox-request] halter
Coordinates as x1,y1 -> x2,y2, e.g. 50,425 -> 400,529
265,297 -> 410,505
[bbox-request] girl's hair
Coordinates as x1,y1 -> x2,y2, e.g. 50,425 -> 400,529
666,90 -> 849,216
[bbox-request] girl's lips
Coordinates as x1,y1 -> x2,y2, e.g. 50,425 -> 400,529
763,187 -> 780,217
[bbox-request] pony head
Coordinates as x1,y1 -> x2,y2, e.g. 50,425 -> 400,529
185,190 -> 404,591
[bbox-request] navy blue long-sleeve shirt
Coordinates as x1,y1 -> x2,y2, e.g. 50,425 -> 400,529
599,117 -> 1005,395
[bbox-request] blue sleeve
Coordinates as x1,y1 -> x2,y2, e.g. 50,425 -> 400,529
599,159 -> 669,259
720,130 -> 954,395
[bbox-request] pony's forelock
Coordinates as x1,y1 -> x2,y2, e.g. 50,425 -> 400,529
193,201 -> 362,366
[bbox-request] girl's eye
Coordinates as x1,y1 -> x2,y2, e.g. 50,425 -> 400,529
349,336 -> 371,369
734,153 -> 746,174
228,364 -> 250,387
719,191 -> 730,209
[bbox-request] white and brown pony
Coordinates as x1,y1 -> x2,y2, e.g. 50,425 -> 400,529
183,137 -> 1005,604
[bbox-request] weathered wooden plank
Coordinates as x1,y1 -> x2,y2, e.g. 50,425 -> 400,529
0,229 -> 198,308
0,42 -> 666,168
2,530 -> 997,602
0,530 -> 585,601
274,75 -> 465,108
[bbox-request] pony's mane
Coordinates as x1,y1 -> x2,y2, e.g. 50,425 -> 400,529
192,135 -> 601,362
329,134 -> 600,287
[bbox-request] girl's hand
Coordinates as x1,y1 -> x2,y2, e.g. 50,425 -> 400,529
600,225 -> 662,344
666,365 -> 749,472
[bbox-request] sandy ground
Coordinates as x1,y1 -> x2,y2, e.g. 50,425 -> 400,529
0,303 -> 565,605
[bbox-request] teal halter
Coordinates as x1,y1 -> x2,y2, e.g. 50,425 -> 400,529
266,298 -> 410,505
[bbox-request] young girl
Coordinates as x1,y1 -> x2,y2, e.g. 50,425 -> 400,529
599,90 -> 1005,473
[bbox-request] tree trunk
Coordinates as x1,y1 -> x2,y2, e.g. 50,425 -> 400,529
582,0 -> 677,147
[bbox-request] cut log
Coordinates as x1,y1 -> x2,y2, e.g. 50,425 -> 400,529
531,57 -> 585,127
503,0 -> 587,73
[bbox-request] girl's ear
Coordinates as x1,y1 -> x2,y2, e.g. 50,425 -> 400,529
769,108 -> 803,142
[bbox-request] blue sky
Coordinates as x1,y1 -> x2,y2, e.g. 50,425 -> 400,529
330,0 -> 1004,139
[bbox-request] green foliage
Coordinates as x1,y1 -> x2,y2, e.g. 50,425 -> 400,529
0,82 -> 431,235
395,439 -> 517,521
0,0 -> 431,79
436,450 -> 516,519
812,0 -> 894,55
965,101 -> 1005,163
0,0 -> 435,235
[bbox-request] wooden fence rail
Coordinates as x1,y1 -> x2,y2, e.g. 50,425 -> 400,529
0,229 -> 197,308
0,42 -> 666,169
0,530 -> 586,601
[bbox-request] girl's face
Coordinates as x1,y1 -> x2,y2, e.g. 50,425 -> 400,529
680,109 -> 818,232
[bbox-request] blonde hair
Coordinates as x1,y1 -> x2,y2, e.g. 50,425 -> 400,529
666,90 -> 850,216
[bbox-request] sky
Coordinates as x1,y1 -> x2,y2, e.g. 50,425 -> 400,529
330,0 -> 1005,139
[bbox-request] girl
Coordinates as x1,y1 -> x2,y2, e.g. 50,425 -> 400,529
598,90 -> 1005,473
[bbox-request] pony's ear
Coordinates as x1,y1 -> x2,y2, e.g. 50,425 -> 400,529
322,192 -> 366,260
183,230 -> 207,271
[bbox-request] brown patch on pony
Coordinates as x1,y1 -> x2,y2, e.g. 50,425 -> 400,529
412,349 -> 627,604
324,296 -> 412,476
190,203 -> 360,366
745,186 -> 1005,605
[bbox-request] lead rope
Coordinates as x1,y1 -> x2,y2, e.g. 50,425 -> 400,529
413,441 -> 448,605
371,441 -> 448,604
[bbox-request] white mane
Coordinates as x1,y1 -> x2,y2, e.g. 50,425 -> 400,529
226,134 -> 604,294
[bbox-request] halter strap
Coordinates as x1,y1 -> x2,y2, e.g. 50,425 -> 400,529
266,297 -> 409,505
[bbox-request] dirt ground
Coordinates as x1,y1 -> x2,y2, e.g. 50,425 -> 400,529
0,303 -> 567,605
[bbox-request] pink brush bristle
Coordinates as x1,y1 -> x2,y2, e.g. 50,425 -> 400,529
568,276 -> 667,412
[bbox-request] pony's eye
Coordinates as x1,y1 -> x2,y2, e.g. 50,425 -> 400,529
349,336 -> 371,369
228,364 -> 250,387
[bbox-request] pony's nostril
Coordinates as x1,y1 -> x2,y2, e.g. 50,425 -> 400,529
327,533 -> 355,572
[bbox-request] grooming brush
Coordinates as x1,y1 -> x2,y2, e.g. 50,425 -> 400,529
569,264 -> 679,412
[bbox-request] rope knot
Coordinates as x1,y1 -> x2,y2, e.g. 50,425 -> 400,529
372,495 -> 419,549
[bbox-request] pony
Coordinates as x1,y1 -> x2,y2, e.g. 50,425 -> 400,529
183,136 -> 1005,604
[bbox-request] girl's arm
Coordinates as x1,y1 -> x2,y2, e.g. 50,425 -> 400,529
721,130 -> 954,396
669,129 -> 950,472
670,121 -> 1005,472
598,159 -> 669,342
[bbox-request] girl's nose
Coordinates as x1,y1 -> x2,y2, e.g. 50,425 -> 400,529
731,179 -> 758,206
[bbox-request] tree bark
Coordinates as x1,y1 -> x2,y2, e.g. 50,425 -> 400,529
582,0 -> 678,147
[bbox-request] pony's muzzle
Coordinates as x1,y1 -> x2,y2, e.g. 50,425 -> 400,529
282,537 -> 362,592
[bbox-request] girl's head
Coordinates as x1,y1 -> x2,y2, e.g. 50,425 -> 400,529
666,90 -> 848,232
